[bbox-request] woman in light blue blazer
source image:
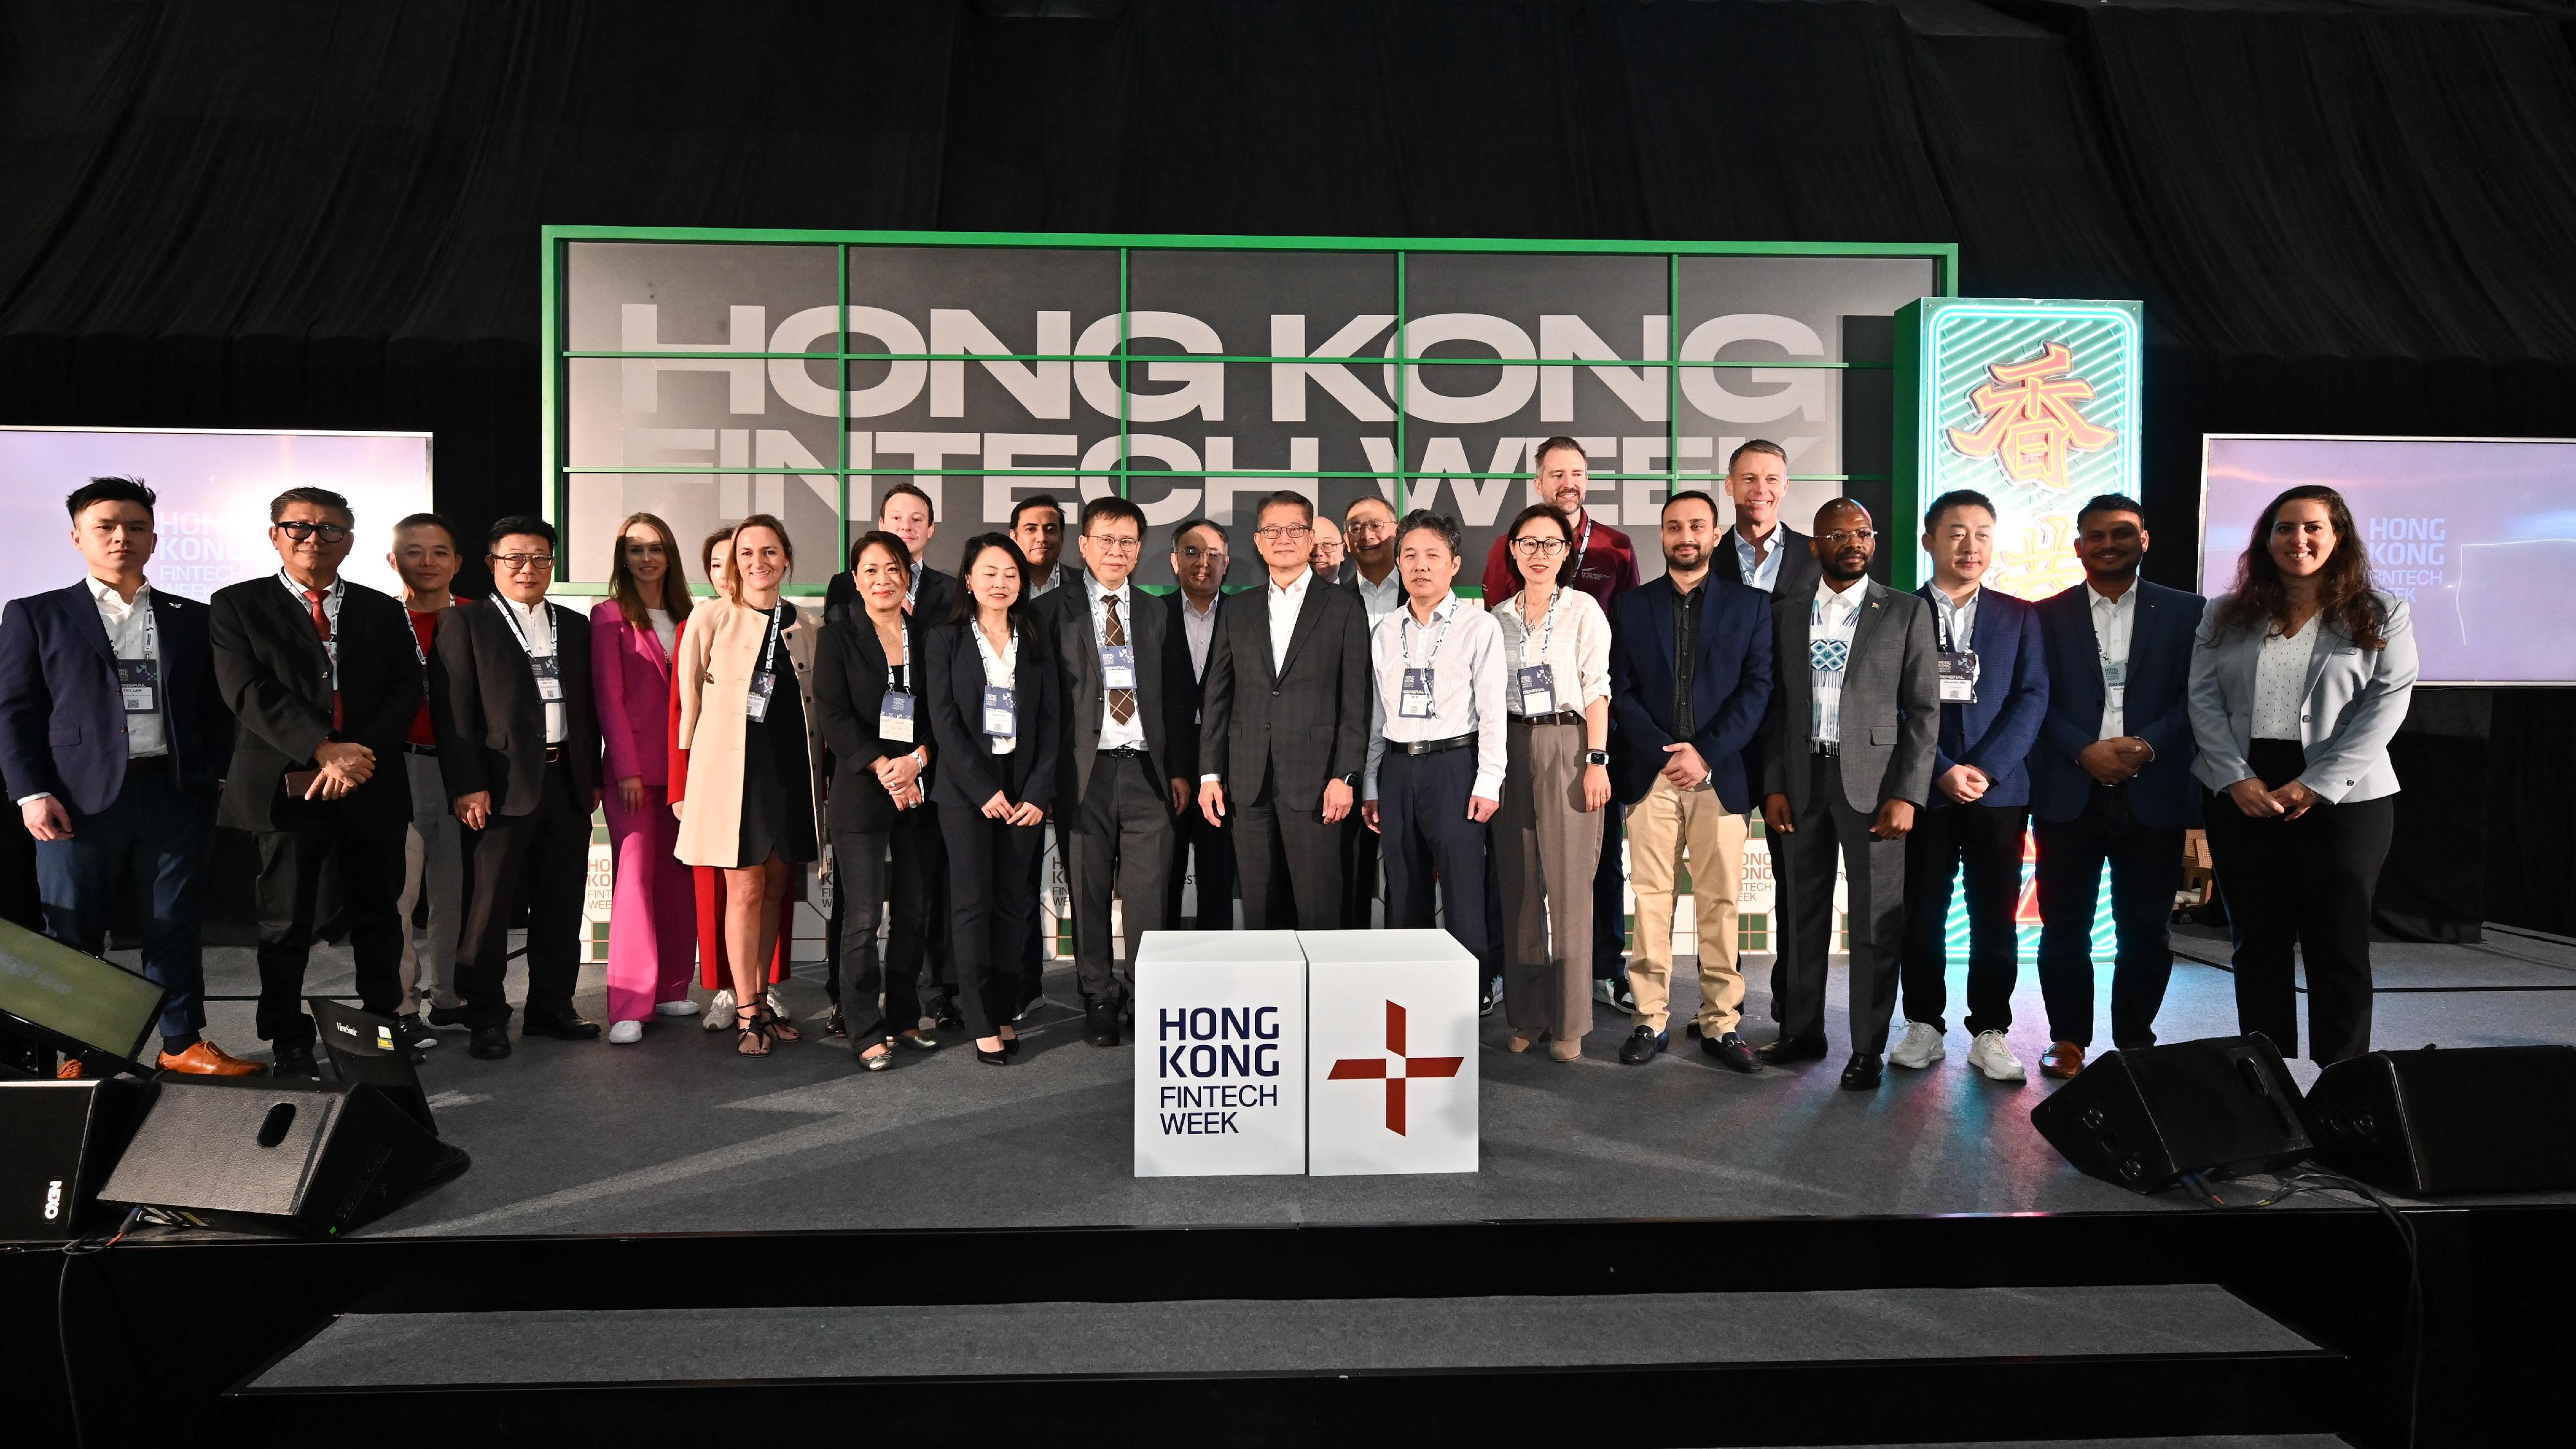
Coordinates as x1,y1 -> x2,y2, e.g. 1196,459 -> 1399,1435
2187,484 -> 2417,1065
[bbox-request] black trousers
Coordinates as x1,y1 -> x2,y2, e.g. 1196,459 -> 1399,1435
254,812 -> 406,1052
1337,813 -> 1377,929
455,757 -> 590,1029
1899,800 -> 2029,1036
1165,792 -> 1235,929
2033,783 -> 2182,1050
1376,744 -> 1500,976
2202,739 -> 2394,1066
1232,774 -> 1345,930
1069,752 -> 1173,1004
1772,752 -> 1907,1056
938,800 -> 1046,1040
830,809 -> 938,1045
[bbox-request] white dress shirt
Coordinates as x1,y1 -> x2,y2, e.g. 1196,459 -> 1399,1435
646,606 -> 677,661
93,576 -> 167,760
1087,578 -> 1147,752
1363,594 -> 1508,802
279,569 -> 345,690
1807,578 -> 1867,746
1028,562 -> 1076,599
497,595 -> 569,744
1732,524 -> 1786,592
972,620 -> 1019,756
1265,567 -> 1312,676
2089,581 -> 2138,740
1350,565 -> 1404,623
1927,582 -> 1982,689
2251,610 -> 2321,741
1490,585 -> 1611,717
1178,591 -> 1218,683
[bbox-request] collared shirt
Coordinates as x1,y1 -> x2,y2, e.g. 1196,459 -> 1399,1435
1363,594 -> 1507,802
1265,568 -> 1312,676
1491,585 -> 1611,718
1028,562 -> 1076,599
1350,566 -> 1404,625
1808,579 -> 1868,745
2252,610 -> 2320,741
279,569 -> 345,691
2088,580 -> 2138,740
1087,577 -> 1146,752
905,560 -> 925,611
1927,582 -> 1982,690
498,594 -> 569,744
1732,523 -> 1786,592
90,576 -> 167,761
1178,591 -> 1218,683
1671,576 -> 1710,737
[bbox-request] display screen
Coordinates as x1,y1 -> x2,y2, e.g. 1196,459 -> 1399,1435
0,918 -> 166,1061
0,427 -> 433,600
2199,435 -> 2576,686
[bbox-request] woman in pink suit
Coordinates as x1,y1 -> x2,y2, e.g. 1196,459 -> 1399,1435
593,513 -> 699,1044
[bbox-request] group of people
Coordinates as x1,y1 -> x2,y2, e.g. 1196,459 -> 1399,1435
0,433 -> 2418,1091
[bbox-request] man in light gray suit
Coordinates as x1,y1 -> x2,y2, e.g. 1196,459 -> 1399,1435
1757,500 -> 1940,1090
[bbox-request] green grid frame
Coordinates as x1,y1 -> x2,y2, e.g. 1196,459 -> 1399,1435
541,226 -> 1960,594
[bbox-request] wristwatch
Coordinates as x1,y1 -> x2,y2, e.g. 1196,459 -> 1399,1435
1582,749 -> 1609,766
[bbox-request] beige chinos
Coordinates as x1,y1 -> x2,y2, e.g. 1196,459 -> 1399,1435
1625,775 -> 1747,1035
1495,718 -> 1604,1040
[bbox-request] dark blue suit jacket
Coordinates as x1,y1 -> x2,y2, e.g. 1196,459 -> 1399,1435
2027,579 -> 2202,829
1918,585 -> 2049,810
1608,574 -> 1775,813
0,581 -> 233,816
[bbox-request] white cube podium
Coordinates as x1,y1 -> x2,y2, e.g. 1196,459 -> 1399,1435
1131,930 -> 1307,1177
1300,929 -> 1480,1177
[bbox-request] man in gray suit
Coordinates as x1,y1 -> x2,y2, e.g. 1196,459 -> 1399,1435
1757,500 -> 1939,1089
1038,496 -> 1196,1048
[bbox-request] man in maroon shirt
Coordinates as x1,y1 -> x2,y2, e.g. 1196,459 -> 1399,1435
388,513 -> 469,1050
1476,437 -> 1645,1010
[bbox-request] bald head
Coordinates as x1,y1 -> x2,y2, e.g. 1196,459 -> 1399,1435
1810,498 -> 1877,585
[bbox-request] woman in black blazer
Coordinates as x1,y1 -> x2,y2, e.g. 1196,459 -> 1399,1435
813,529 -> 947,1070
925,533 -> 1061,1065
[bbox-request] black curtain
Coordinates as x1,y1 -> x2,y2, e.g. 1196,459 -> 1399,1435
5,0 -> 2572,929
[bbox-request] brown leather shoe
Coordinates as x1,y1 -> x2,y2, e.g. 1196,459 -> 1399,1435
158,1039 -> 266,1076
55,1056 -> 84,1079
2040,1041 -> 2085,1079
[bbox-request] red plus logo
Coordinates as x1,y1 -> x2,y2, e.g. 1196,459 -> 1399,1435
1327,1001 -> 1463,1135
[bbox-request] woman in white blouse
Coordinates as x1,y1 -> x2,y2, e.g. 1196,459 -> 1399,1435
2186,485 -> 2417,1066
1490,502 -> 1615,1062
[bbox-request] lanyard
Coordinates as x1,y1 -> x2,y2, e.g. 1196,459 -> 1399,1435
1569,513 -> 1593,582
754,602 -> 784,685
496,598 -> 553,659
879,618 -> 909,689
1514,583 -> 1564,670
102,589 -> 157,659
1933,591 -> 1971,652
1401,602 -> 1454,668
281,569 -> 338,673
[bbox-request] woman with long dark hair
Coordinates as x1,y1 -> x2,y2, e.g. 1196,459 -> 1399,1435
592,511 -> 698,1042
2187,484 -> 2418,1065
923,533 -> 1059,1065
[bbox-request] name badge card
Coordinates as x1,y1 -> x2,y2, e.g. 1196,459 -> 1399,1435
1399,667 -> 1435,719
983,685 -> 1018,738
880,690 -> 916,744
1101,643 -> 1136,690
1936,650 -> 1977,704
116,658 -> 161,714
532,654 -> 564,702
746,670 -> 775,721
1515,663 -> 1557,716
2103,658 -> 2128,708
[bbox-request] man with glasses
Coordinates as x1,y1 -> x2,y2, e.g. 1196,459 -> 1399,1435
1013,494 -> 1081,598
1199,491 -> 1372,928
1037,497 -> 1195,1046
1337,495 -> 1405,926
387,512 -> 473,1048
1310,515 -> 1349,585
1756,500 -> 1938,1090
209,488 -> 422,1077
1164,518 -> 1235,929
430,516 -> 604,1060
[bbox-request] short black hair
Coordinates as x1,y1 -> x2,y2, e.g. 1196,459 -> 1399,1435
1396,509 -> 1463,558
1922,489 -> 1996,533
1662,489 -> 1721,522
878,480 -> 936,522
2076,493 -> 2146,527
1011,493 -> 1066,529
1171,516 -> 1229,549
67,476 -> 155,521
392,511 -> 459,551
269,486 -> 352,524
488,515 -> 558,552
1253,489 -> 1314,527
1080,495 -> 1146,535
848,528 -> 912,574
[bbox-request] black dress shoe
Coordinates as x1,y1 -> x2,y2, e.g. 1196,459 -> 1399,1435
1617,1027 -> 1668,1065
520,1011 -> 602,1041
423,1004 -> 471,1033
468,1025 -> 512,1060
1839,1053 -> 1884,1091
1701,1030 -> 1760,1074
1084,998 -> 1119,1048
1755,1034 -> 1829,1066
270,1045 -> 321,1079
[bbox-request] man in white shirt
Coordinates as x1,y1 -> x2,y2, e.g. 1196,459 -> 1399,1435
1361,511 -> 1506,980
1337,493 -> 1404,927
1013,494 -> 1081,599
1722,440 -> 1824,598
431,516 -> 604,1060
1162,518 -> 1233,929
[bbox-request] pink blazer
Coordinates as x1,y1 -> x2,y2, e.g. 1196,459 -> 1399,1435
591,598 -> 688,789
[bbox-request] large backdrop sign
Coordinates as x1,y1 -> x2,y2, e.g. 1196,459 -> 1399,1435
545,229 -> 1953,592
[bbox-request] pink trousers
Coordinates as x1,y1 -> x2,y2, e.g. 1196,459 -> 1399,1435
604,784 -> 696,1023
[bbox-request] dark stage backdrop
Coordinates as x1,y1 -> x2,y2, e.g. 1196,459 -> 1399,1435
3,0 -> 2571,932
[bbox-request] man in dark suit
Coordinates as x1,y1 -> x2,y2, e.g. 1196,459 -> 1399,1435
1162,518 -> 1233,930
1721,439 -> 1822,598
0,477 -> 249,1074
1891,490 -> 2049,1083
1757,499 -> 1940,1090
2027,493 -> 2201,1078
1605,490 -> 1775,1070
209,487 -> 422,1077
1197,490 -> 1372,929
431,515 -> 604,1060
1037,497 -> 1195,1046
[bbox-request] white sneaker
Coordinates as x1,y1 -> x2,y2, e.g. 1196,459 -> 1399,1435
704,987 -> 736,1031
655,1000 -> 701,1019
1967,1030 -> 2027,1082
1889,1021 -> 1946,1069
607,1019 -> 644,1045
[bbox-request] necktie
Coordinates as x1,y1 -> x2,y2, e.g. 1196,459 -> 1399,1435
1102,596 -> 1135,726
304,587 -> 343,729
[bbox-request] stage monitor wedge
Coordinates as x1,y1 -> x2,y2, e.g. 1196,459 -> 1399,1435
0,916 -> 166,1065
2032,1034 -> 2311,1193
102,1076 -> 468,1237
2304,1045 -> 2576,1197
0,1077 -> 146,1241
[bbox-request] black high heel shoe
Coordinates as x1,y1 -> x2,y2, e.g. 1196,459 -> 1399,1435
1001,1032 -> 1021,1057
975,1037 -> 1010,1066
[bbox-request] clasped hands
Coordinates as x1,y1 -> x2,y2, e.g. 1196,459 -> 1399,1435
872,750 -> 927,811
307,740 -> 375,800
2226,775 -> 2319,820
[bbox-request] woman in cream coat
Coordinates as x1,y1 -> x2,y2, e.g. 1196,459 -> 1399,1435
673,514 -> 828,1056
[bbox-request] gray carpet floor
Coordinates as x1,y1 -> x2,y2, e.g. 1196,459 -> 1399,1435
249,1284 -> 2315,1388
161,933 -> 2576,1238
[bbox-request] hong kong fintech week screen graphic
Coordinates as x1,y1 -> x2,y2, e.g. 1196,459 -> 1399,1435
2200,436 -> 2576,685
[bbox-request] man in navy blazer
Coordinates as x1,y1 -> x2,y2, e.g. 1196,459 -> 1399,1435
1891,491 -> 2049,1083
0,477 -> 250,1074
1607,490 -> 1776,1070
2025,494 -> 2202,1077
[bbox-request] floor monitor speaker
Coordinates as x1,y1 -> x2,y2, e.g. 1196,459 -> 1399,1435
2032,1034 -> 2311,1193
0,1076 -> 145,1240
2304,1045 -> 2576,1197
100,1075 -> 468,1236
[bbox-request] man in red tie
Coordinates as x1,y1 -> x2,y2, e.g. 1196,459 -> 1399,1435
208,488 -> 421,1078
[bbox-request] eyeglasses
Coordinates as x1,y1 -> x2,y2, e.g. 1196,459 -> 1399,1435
1346,520 -> 1393,539
275,520 -> 351,543
491,554 -> 558,572
1175,544 -> 1228,561
1253,524 -> 1313,541
1819,529 -> 1877,546
1086,535 -> 1141,553
1511,536 -> 1569,555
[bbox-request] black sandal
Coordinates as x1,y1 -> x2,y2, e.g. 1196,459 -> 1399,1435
735,1005 -> 768,1057
757,1003 -> 802,1044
